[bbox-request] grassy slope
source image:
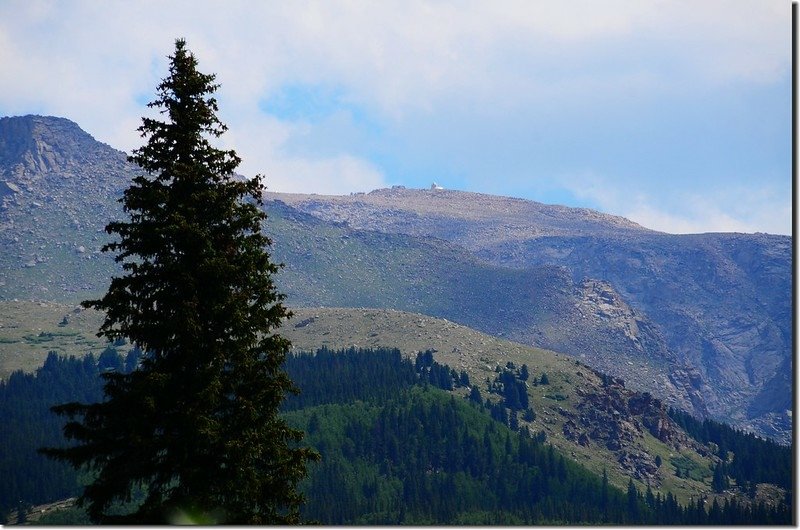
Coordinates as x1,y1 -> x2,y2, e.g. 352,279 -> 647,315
0,300 -> 104,379
1,299 -> 731,506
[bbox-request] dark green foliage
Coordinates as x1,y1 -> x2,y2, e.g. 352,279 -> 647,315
712,462 -> 730,493
289,387 -> 641,524
289,381 -> 790,524
97,345 -> 123,373
415,350 -> 434,371
281,349 -> 790,525
40,39 -> 316,524
0,352 -> 106,519
539,372 -> 550,385
3,347 -> 793,525
668,407 -> 791,491
282,347 -> 418,410
124,347 -> 141,373
468,385 -> 483,405
414,350 -> 455,391
488,364 -> 529,411
523,407 -> 536,422
489,400 -> 509,426
626,478 -> 639,520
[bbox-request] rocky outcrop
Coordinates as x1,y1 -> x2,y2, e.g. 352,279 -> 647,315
563,379 -> 711,486
617,449 -> 660,485
0,115 -> 118,177
575,279 -> 649,350
0,116 -> 133,301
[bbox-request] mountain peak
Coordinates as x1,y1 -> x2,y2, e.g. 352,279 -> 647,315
270,185 -> 650,244
0,115 -> 120,176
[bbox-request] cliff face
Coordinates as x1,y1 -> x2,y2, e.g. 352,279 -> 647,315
566,377 -> 709,487
0,116 -> 106,175
515,232 -> 791,440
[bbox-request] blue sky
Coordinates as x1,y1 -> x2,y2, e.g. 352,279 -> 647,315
0,0 -> 792,234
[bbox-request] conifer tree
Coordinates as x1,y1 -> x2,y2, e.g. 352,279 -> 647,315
41,38 -> 317,524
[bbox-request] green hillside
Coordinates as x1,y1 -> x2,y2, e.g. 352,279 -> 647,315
5,347 -> 789,525
3,301 -> 789,518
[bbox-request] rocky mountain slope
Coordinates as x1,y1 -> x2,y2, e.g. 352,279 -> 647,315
0,116 -> 695,414
0,116 -> 130,301
273,189 -> 793,444
0,115 -> 790,443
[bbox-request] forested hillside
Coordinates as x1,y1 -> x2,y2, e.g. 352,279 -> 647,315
0,350 -> 114,519
2,347 -> 790,525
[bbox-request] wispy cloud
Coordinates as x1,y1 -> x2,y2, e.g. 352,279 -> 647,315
557,170 -> 791,234
0,0 -> 790,234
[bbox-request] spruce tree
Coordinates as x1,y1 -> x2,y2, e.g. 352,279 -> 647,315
41,39 -> 317,524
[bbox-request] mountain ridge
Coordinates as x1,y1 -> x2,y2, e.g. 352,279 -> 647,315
0,115 -> 790,443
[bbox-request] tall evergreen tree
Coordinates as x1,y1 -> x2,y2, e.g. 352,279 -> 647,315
41,39 -> 317,524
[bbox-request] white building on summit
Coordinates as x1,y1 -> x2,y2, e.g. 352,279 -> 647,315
430,182 -> 444,190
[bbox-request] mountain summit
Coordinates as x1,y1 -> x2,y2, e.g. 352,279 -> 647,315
0,115 -> 130,212
0,116 -> 119,176
272,186 -> 649,246
0,116 -> 132,301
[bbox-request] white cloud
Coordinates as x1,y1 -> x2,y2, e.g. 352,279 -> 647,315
0,0 -> 790,232
557,170 -> 791,235
219,115 -> 388,195
261,154 -> 386,195
1,1 -> 789,124
651,0 -> 791,85
624,200 -> 754,235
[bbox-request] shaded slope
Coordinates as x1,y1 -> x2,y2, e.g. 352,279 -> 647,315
500,232 -> 791,440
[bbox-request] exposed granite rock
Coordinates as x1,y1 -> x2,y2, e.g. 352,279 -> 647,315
0,116 -> 133,301
617,449 -> 661,486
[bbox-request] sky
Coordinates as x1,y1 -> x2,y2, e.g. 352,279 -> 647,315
0,0 -> 792,235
